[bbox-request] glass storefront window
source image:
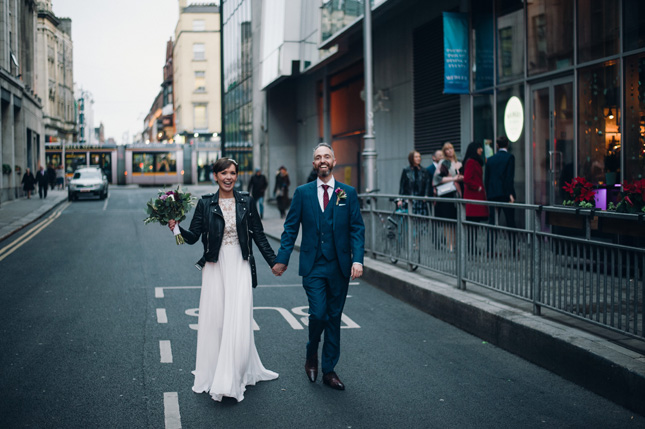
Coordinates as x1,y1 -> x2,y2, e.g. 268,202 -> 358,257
623,55 -> 645,181
496,0 -> 524,83
624,0 -> 645,52
578,61 -> 621,186
496,85 -> 526,204
577,0 -> 619,64
527,0 -> 573,75
472,1 -> 494,90
473,94 -> 494,158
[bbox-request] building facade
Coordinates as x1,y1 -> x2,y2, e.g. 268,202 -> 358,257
35,0 -> 75,147
143,39 -> 175,145
231,0 -> 645,229
1,0 -> 44,203
173,1 -> 221,143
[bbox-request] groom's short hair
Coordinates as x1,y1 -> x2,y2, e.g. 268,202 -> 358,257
313,142 -> 334,159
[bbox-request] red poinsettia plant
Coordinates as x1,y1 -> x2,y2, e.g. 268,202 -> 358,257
608,178 -> 645,214
562,177 -> 596,208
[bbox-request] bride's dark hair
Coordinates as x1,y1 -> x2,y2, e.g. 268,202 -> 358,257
212,157 -> 238,175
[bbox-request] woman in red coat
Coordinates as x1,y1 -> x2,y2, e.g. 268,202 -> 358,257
462,142 -> 488,222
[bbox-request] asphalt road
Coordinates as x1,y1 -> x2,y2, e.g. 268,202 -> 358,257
0,187 -> 642,428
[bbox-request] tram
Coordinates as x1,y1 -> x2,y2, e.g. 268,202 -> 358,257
45,143 -> 117,183
45,142 -> 222,186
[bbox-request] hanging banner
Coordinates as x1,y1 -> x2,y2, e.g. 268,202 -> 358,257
443,12 -> 469,94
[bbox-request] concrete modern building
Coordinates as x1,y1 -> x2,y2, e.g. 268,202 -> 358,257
173,1 -> 221,144
223,0 -> 645,234
1,0 -> 44,203
35,0 -> 75,147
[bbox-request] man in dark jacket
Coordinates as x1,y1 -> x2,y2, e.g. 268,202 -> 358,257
485,136 -> 516,228
35,166 -> 49,199
248,168 -> 268,218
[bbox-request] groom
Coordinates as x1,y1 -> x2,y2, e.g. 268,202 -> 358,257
272,143 -> 365,390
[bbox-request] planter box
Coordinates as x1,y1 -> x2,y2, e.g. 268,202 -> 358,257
599,217 -> 645,237
547,211 -> 599,230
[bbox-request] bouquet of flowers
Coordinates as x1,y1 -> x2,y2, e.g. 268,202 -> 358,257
144,187 -> 196,244
562,177 -> 596,209
608,179 -> 645,214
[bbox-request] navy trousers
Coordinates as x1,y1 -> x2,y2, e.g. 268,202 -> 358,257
303,256 -> 349,374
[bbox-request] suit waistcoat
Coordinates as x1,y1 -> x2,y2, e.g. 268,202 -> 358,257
315,203 -> 337,261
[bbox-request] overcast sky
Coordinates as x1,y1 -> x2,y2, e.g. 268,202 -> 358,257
52,0 -> 181,143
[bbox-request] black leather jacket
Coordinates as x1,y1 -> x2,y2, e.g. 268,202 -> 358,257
179,190 -> 276,268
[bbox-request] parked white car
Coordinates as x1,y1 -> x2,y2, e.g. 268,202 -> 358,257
68,167 -> 109,201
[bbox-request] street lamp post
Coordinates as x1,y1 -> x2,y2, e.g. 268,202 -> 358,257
362,0 -> 377,193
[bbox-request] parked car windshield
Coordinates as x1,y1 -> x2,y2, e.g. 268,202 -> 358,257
73,170 -> 102,180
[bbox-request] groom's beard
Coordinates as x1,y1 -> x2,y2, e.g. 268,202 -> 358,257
317,163 -> 333,177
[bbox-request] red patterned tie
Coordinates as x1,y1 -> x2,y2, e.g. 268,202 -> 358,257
322,184 -> 330,210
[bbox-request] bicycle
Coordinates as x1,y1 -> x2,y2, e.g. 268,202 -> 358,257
367,194 -> 417,270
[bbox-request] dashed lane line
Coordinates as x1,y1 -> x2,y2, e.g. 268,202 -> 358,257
163,392 -> 181,429
159,340 -> 173,363
157,308 -> 168,324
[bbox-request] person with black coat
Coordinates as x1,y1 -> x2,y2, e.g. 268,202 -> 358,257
35,166 -> 49,199
21,168 -> 36,199
167,157 -> 279,402
399,150 -> 431,215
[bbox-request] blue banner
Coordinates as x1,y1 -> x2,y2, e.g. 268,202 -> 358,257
443,12 -> 469,94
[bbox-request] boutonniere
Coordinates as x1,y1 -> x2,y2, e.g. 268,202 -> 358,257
335,188 -> 347,205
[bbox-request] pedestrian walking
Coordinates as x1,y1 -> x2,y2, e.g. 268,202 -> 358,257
274,166 -> 291,218
55,164 -> 65,190
272,143 -> 365,391
47,164 -> 56,190
398,150 -> 431,215
21,168 -> 35,199
35,166 -> 49,199
168,157 -> 279,402
248,168 -> 268,219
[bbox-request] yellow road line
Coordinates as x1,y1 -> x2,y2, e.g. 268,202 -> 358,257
0,202 -> 70,261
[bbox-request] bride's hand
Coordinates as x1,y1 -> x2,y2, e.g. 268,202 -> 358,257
168,219 -> 177,231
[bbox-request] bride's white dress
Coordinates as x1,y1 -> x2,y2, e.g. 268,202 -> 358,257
192,197 -> 278,402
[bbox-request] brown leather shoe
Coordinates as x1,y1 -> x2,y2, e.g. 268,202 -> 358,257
305,356 -> 318,382
322,372 -> 345,390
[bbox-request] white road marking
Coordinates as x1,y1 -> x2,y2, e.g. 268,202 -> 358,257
292,306 -> 361,329
157,308 -> 168,324
0,203 -> 70,262
163,392 -> 182,429
102,193 -> 109,211
159,340 -> 173,363
253,307 -> 304,330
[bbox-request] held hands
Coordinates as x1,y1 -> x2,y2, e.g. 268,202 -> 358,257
351,263 -> 363,280
272,263 -> 287,276
168,219 -> 177,231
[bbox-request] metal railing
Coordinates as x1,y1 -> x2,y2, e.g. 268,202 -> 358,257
361,193 -> 645,340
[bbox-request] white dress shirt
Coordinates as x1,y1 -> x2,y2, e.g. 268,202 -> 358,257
316,176 -> 335,212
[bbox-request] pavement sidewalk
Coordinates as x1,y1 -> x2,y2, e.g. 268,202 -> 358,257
1,185 -> 643,415
0,188 -> 68,242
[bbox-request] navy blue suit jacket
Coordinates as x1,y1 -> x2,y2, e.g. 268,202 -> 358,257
275,181 -> 365,278
485,150 -> 516,200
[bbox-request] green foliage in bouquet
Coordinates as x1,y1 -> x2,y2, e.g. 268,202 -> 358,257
144,187 -> 196,244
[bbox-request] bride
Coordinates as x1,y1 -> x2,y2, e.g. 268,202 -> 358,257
168,157 -> 278,402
